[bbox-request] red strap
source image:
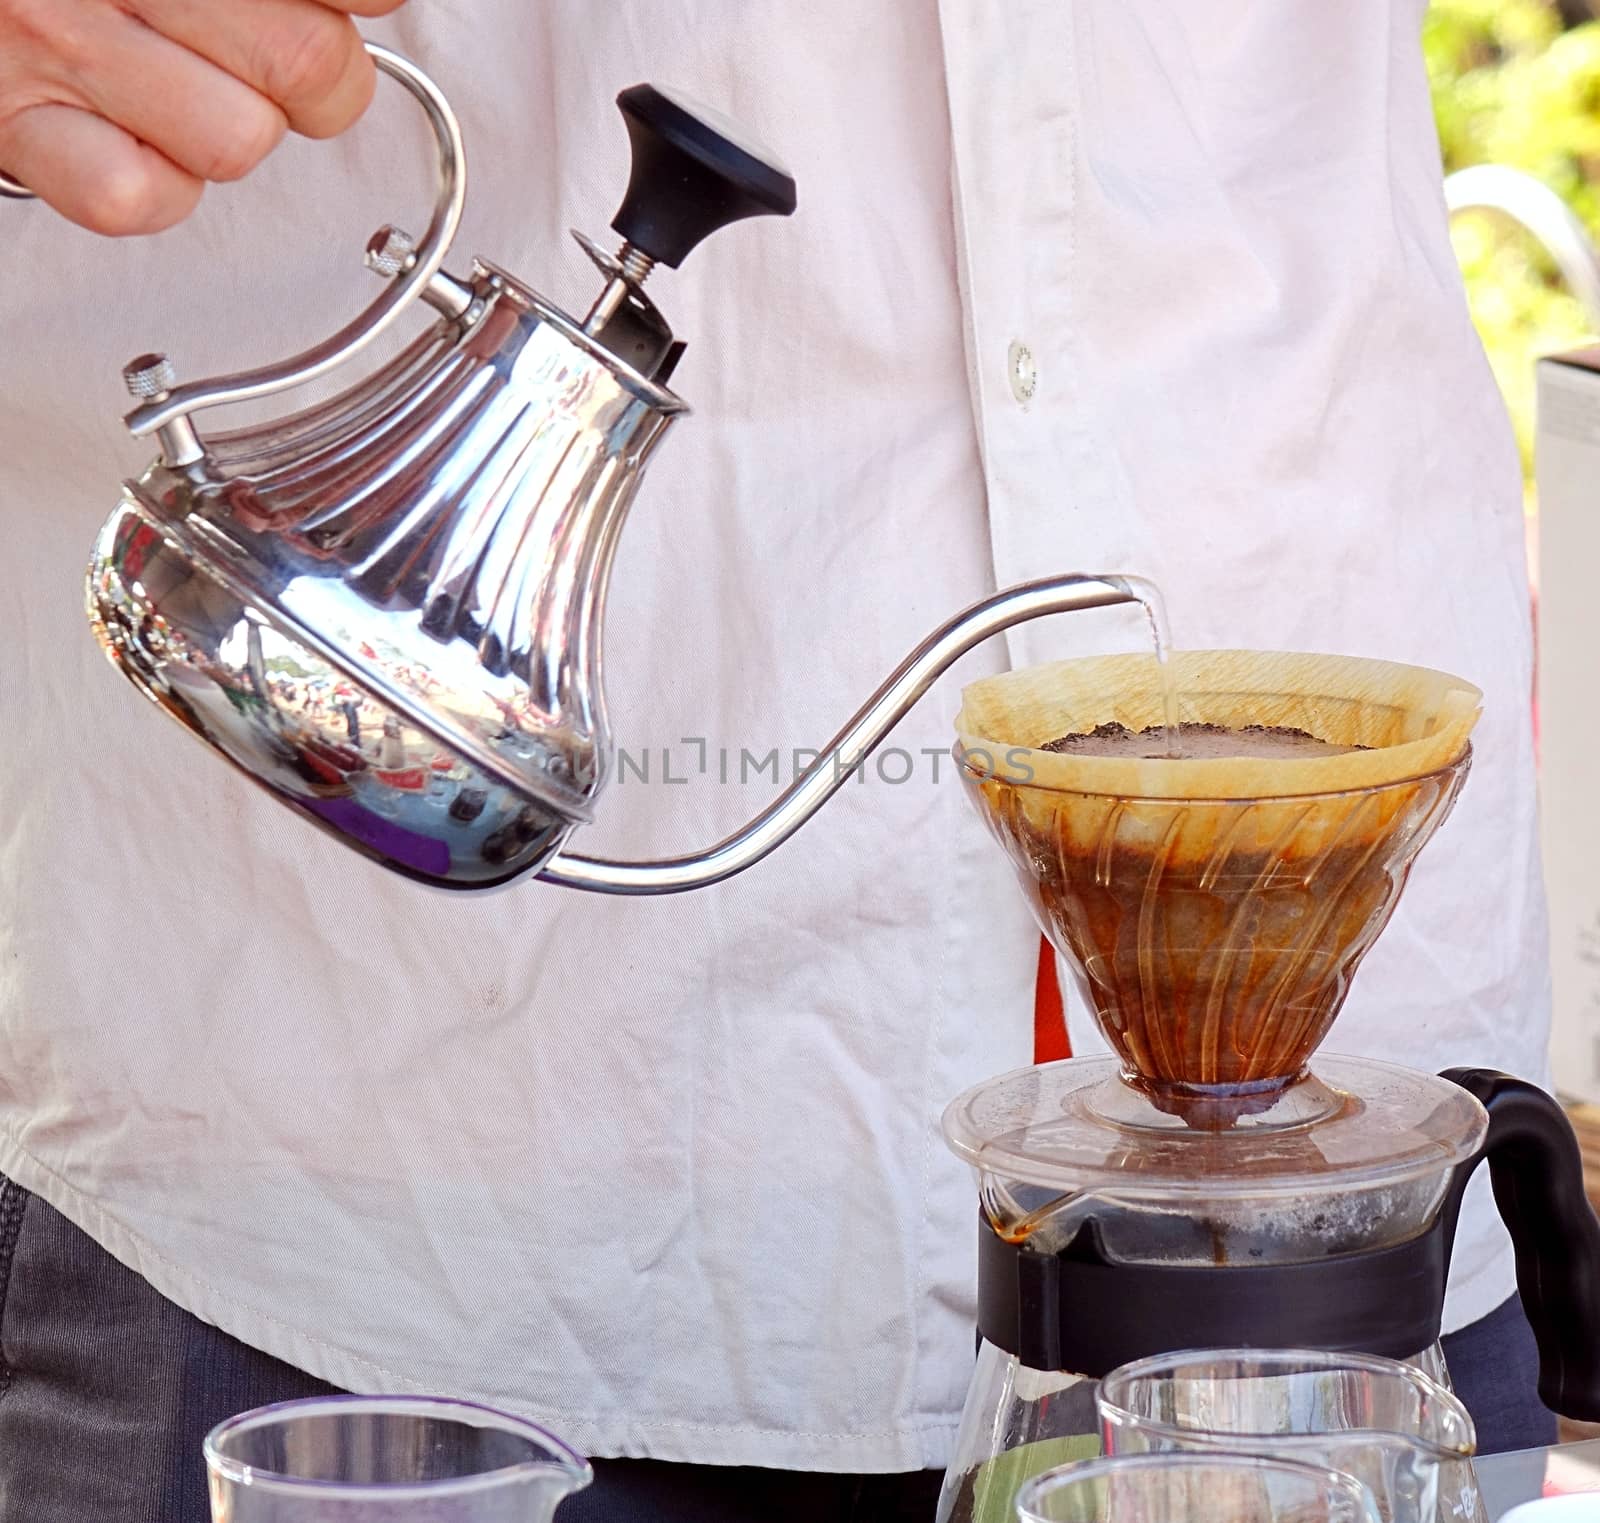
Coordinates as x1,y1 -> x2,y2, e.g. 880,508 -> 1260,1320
1033,935 -> 1071,1063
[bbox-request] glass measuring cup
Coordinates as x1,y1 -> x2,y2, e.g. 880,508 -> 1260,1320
1098,1349 -> 1478,1523
1015,1451 -> 1379,1522
204,1395 -> 591,1521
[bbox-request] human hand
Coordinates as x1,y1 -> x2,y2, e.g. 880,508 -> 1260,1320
0,0 -> 406,236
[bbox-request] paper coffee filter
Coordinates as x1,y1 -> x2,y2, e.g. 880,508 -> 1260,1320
955,650 -> 1480,802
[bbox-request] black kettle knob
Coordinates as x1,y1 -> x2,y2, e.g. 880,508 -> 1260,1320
610,84 -> 797,269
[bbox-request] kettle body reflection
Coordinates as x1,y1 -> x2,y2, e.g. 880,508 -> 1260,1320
91,258 -> 684,887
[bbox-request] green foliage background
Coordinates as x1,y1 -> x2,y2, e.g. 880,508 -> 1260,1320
1426,0 -> 1600,504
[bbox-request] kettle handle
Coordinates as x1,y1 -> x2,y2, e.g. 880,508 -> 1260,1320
1441,1067 -> 1600,1420
120,43 -> 467,449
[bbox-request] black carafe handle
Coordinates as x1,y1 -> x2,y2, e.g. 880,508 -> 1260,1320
1442,1067 -> 1600,1420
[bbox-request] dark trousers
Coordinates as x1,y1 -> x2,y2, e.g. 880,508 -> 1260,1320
0,1177 -> 1554,1521
1440,1291 -> 1559,1454
0,1182 -> 939,1521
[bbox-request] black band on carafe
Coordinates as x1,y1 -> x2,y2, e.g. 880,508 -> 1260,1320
976,1211 -> 1450,1379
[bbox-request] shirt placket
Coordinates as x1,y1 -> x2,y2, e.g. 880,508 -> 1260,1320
937,0 -> 1103,674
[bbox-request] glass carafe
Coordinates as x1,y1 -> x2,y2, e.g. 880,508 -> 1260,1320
1098,1349 -> 1479,1523
204,1395 -> 591,1521
934,1052 -> 1488,1523
1015,1452 -> 1379,1523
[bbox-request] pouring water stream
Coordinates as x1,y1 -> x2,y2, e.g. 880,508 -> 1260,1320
1105,575 -> 1181,756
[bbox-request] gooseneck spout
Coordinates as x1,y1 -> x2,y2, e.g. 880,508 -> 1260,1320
538,575 -> 1140,895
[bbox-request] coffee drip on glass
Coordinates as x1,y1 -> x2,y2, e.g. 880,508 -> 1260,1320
937,650 -> 1600,1523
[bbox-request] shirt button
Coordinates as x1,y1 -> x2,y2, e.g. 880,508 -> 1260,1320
1008,341 -> 1037,406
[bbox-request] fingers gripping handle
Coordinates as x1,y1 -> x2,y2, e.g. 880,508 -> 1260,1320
122,43 -> 466,452
1442,1068 -> 1600,1420
6,44 -> 464,460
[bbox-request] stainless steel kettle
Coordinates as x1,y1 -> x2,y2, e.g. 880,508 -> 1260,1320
75,45 -> 1138,890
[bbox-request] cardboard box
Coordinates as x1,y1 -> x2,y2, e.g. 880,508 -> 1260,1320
1537,347 -> 1600,1103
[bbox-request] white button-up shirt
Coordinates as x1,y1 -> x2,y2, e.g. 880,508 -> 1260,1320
0,0 -> 1546,1472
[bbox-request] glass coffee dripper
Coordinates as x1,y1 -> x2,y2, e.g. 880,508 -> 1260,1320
936,650 -> 1600,1523
203,1396 -> 590,1521
1014,1452 -> 1379,1523
1098,1349 -> 1477,1523
956,650 -> 1480,1129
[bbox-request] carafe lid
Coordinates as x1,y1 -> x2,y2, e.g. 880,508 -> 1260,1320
946,1055 -> 1488,1263
945,1055 -> 1486,1201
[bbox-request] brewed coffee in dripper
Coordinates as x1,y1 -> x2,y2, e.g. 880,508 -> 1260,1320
955,651 -> 1480,1127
